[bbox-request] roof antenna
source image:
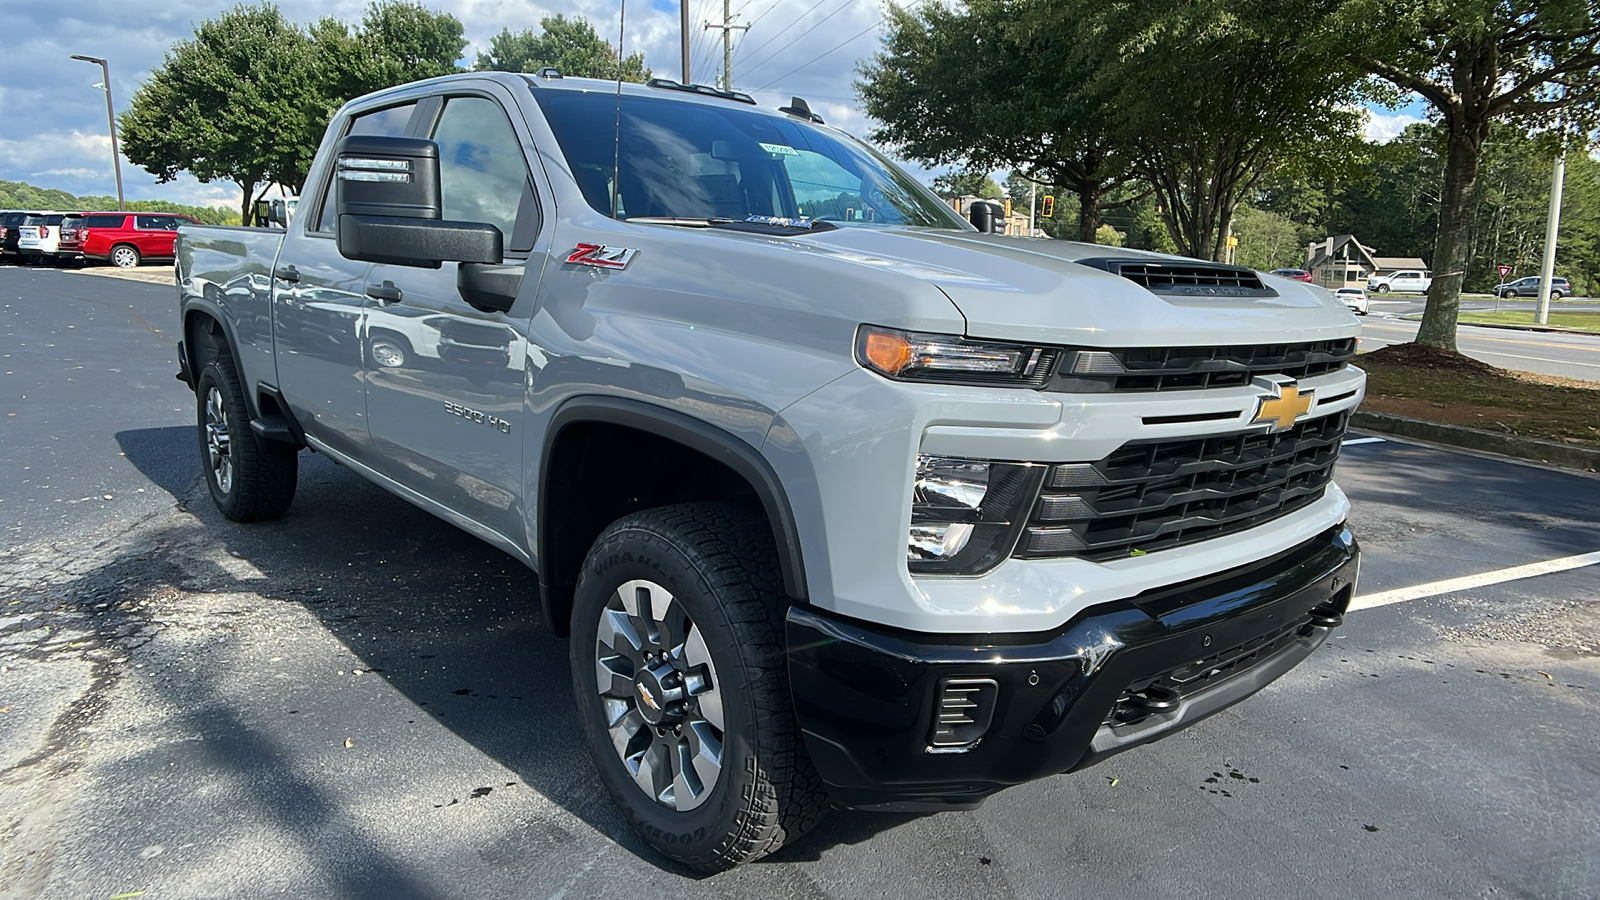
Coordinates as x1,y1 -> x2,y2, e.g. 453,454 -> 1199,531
611,0 -> 627,219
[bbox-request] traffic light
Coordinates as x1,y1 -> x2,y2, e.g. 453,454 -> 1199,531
1041,195 -> 1054,218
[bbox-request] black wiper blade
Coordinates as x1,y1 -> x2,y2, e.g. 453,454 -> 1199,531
621,216 -> 731,227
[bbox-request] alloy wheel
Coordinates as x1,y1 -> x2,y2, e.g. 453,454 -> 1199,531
593,578 -> 724,812
204,386 -> 233,494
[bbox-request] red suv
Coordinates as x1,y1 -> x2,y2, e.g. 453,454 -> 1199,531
64,212 -> 198,268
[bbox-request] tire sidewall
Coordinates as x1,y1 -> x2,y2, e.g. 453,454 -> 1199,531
113,245 -> 140,268
569,523 -> 770,865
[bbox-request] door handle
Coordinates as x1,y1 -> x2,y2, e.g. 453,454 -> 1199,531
274,264 -> 300,283
365,281 -> 403,304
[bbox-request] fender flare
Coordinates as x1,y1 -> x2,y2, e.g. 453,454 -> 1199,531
538,396 -> 810,629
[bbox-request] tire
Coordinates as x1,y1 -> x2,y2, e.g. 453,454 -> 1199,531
367,332 -> 412,369
195,354 -> 298,521
1552,290 -> 1563,300
111,244 -> 141,268
570,503 -> 828,872
1503,289 -> 1518,299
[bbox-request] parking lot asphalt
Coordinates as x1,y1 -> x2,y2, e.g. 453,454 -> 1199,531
2,267 -> 1597,899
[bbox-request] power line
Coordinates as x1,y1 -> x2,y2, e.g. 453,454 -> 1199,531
734,0 -> 832,67
752,0 -> 925,92
739,0 -> 857,81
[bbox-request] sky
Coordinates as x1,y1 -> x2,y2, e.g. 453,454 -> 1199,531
0,0 -> 1427,209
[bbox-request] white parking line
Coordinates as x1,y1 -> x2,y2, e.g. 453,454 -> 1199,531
1342,437 -> 1387,446
1350,549 -> 1600,611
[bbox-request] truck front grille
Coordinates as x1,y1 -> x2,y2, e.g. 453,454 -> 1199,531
1048,338 -> 1356,393
1016,412 -> 1347,562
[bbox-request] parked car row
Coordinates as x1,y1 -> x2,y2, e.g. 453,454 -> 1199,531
0,209 -> 197,268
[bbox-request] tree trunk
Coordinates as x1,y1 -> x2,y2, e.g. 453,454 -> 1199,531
1076,183 -> 1102,243
237,180 -> 257,228
1416,115 -> 1487,351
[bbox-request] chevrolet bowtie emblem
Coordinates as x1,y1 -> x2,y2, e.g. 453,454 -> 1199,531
1251,377 -> 1314,432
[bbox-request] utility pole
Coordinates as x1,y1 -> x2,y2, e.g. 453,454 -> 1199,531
1029,180 -> 1037,238
704,0 -> 747,91
681,0 -> 690,84
1535,152 -> 1566,326
70,54 -> 124,211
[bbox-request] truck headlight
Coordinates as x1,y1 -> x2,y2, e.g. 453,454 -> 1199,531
909,455 -> 1045,575
857,326 -> 1058,387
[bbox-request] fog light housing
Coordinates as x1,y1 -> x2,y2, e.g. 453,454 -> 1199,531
908,455 -> 1044,575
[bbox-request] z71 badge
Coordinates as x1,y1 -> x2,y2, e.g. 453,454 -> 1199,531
565,243 -> 637,269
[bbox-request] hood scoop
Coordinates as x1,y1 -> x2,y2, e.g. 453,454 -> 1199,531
1075,257 -> 1278,298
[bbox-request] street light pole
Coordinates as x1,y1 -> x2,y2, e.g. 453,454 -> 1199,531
1535,152 -> 1565,326
70,54 -> 125,212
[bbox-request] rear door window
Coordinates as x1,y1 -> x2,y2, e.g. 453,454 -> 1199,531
135,215 -> 166,230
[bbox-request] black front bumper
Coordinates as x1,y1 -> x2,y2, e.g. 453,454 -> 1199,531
787,524 -> 1358,811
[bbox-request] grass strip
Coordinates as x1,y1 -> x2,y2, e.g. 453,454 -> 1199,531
1357,343 -> 1600,449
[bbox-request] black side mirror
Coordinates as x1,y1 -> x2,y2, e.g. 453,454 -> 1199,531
334,135 -> 503,269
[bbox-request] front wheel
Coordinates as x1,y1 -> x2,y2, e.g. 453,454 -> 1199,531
195,354 -> 298,521
1503,289 -> 1519,299
570,503 -> 828,872
1376,284 -> 1389,293
111,244 -> 141,268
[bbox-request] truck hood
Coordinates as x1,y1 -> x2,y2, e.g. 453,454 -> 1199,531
791,227 -> 1356,347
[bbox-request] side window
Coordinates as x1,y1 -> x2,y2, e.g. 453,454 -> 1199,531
316,102 -> 419,233
135,215 -> 163,230
84,215 -> 126,229
430,96 -> 531,244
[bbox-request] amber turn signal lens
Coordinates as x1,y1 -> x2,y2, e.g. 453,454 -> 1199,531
862,330 -> 913,375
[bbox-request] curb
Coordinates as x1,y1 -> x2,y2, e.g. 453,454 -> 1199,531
1351,410 -> 1600,472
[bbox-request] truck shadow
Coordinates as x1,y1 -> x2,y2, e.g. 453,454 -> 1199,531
107,426 -> 913,876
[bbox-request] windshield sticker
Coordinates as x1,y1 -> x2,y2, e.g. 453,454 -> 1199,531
759,142 -> 801,157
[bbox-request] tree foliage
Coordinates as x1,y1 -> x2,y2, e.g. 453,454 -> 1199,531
863,0 -> 1364,255
473,15 -> 648,81
0,180 -> 238,225
930,172 -> 1002,199
118,1 -> 464,223
1335,0 -> 1600,349
118,3 -> 317,225
860,0 -> 1141,243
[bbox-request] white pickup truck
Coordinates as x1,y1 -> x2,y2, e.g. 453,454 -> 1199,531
1367,269 -> 1431,294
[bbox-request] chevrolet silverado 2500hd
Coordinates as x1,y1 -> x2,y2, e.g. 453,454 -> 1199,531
175,71 -> 1365,871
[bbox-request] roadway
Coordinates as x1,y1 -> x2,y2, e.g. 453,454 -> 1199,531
1363,297 -> 1600,381
2,266 -> 1597,899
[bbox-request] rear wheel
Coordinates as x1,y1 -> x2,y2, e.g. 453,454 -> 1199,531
1552,290 -> 1564,300
570,503 -> 828,872
367,332 -> 412,369
195,354 -> 297,521
111,244 -> 141,268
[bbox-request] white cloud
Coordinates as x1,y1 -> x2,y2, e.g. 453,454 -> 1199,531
1364,109 -> 1424,143
2,1 -> 922,201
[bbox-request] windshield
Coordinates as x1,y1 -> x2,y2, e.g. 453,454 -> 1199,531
532,90 -> 967,230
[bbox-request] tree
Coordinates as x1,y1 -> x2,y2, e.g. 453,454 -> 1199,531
930,172 -> 1002,199
1087,0 -> 1367,261
860,0 -> 1142,243
1340,0 -> 1600,350
311,1 -> 466,110
474,15 -> 649,81
119,3 -> 317,224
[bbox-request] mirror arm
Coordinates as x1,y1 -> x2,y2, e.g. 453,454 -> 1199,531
458,262 -> 524,313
